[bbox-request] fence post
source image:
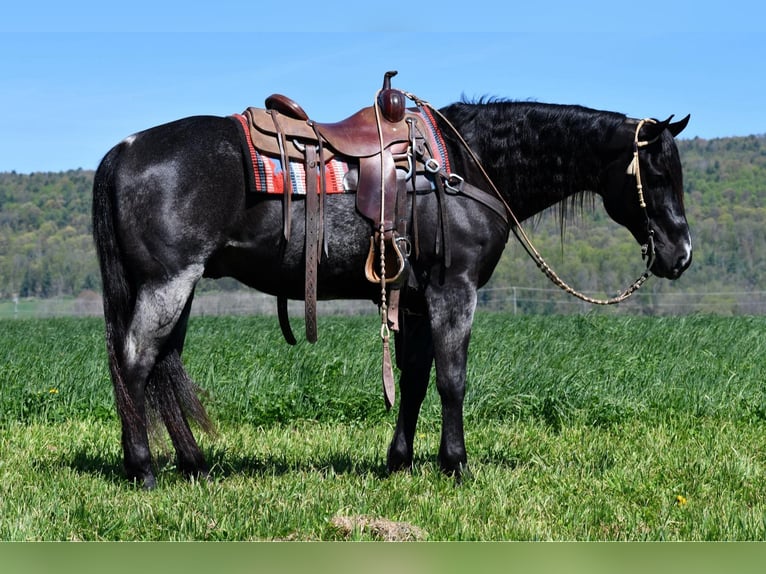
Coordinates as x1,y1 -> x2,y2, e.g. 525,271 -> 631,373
512,287 -> 517,315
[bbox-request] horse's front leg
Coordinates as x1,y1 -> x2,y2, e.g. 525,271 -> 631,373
427,281 -> 477,478
388,297 -> 434,472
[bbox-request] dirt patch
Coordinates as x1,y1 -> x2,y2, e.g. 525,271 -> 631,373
330,514 -> 428,541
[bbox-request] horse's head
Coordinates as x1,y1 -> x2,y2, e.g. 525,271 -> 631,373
600,114 -> 692,279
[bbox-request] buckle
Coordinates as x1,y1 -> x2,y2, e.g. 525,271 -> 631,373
395,235 -> 412,258
445,173 -> 464,193
424,158 -> 440,173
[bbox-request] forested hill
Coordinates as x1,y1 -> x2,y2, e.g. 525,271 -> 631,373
0,170 -> 96,298
1,134 -> 765,314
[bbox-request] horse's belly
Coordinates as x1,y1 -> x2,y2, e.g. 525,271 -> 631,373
203,242 -> 378,301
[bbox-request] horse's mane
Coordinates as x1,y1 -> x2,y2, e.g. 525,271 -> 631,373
441,98 -> 630,240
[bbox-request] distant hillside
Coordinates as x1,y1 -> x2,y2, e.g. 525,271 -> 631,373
0,170 -> 98,298
1,134 -> 765,314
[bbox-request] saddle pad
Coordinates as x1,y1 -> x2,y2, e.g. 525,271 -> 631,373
416,105 -> 451,175
232,113 -> 350,195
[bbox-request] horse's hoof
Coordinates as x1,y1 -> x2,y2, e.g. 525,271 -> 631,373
180,461 -> 211,480
438,454 -> 470,482
131,473 -> 156,490
188,469 -> 212,484
386,445 -> 413,474
452,462 -> 472,485
387,460 -> 414,474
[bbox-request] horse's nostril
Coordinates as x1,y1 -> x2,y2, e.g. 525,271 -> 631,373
672,250 -> 692,277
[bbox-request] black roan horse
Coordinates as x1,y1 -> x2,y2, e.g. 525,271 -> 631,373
92,88 -> 692,488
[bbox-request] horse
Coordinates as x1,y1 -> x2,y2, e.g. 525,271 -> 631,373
92,88 -> 692,489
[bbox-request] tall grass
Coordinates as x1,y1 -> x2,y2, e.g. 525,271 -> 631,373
3,313 -> 766,540
465,313 -> 766,425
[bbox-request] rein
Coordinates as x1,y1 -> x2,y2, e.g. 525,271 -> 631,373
373,86 -> 396,409
406,92 -> 659,306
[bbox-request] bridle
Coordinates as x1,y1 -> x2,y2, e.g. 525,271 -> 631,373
411,95 -> 661,306
507,116 -> 659,305
628,117 -> 660,273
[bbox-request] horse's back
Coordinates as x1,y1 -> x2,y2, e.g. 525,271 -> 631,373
109,115 -> 240,171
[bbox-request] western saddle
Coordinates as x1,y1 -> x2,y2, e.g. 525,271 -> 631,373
238,72 -> 443,345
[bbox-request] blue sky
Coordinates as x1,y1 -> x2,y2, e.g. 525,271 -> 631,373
1,1 -> 764,173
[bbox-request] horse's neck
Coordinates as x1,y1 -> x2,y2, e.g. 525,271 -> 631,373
447,103 -> 618,221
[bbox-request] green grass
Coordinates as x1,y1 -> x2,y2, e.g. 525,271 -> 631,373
3,313 -> 766,540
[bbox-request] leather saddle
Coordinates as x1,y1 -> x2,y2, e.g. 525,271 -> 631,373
243,93 -> 411,227
238,71 -> 421,345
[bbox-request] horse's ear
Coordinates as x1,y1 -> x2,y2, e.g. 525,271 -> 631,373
640,116 -> 673,142
668,114 -> 691,137
641,114 -> 691,141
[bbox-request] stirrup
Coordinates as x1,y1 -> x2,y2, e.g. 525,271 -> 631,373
364,235 -> 408,285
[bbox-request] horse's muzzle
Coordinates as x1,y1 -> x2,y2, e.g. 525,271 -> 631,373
652,245 -> 692,280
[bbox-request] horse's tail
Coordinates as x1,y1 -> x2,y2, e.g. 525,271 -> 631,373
92,146 -> 213,444
92,144 -> 139,429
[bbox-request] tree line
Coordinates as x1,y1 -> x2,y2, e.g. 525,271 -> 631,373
1,134 -> 765,314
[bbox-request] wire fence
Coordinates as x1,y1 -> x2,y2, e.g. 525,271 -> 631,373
4,287 -> 766,319
476,286 -> 766,316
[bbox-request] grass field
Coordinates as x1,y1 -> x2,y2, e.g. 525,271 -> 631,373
3,313 -> 766,540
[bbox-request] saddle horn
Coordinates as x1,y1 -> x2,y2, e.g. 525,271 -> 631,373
378,70 -> 406,123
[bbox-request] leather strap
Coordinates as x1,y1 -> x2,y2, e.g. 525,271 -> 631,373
304,146 -> 319,343
269,110 -> 293,240
432,172 -> 451,268
311,121 -> 328,259
382,334 -> 395,411
277,294 -> 296,345
387,287 -> 400,333
445,180 -> 509,226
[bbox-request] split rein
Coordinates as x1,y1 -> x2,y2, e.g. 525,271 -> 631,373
403,94 -> 659,306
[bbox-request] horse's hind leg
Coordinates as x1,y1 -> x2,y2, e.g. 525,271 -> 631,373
120,265 -> 203,488
146,292 -> 212,479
